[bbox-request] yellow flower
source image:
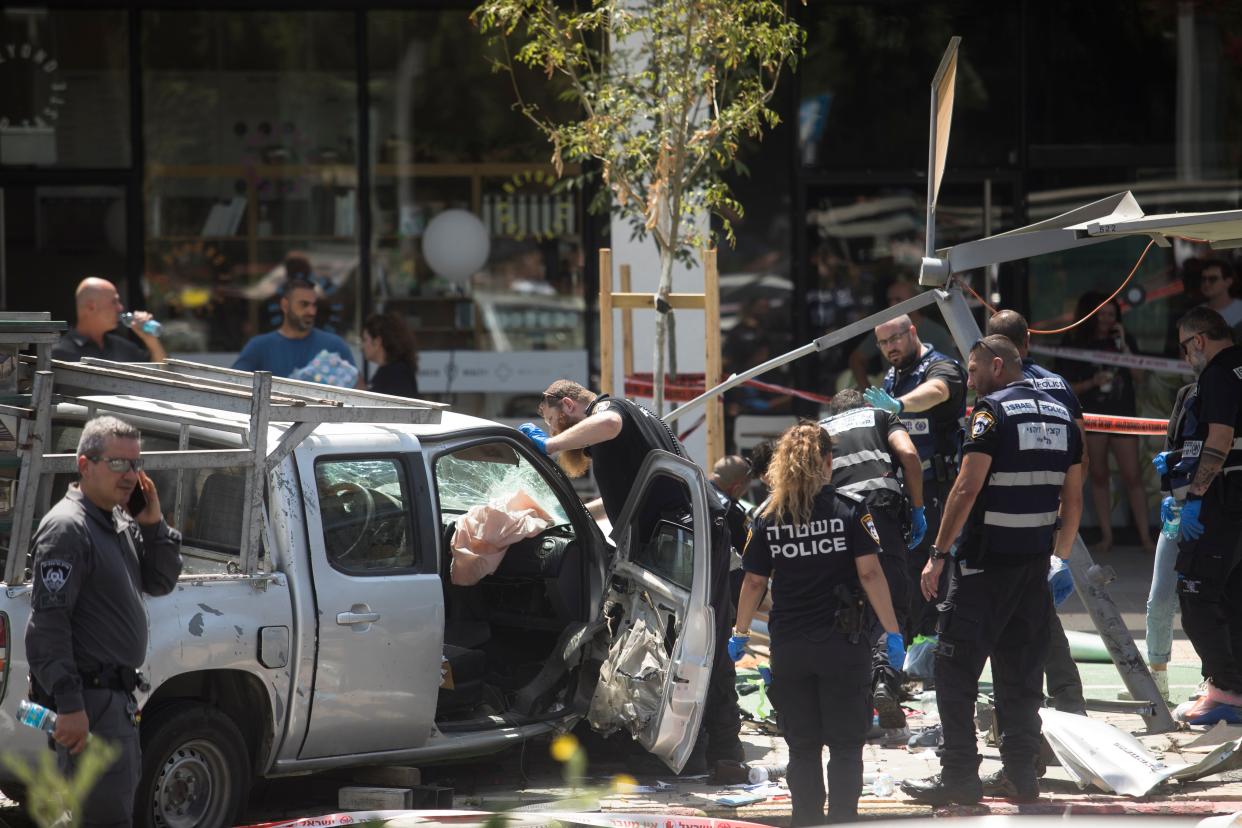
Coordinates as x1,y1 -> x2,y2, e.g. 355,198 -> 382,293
550,734 -> 580,763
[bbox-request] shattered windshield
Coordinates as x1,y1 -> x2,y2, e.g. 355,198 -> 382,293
435,441 -> 571,526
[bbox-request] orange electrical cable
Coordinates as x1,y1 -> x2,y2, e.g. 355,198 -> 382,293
955,238 -> 1157,336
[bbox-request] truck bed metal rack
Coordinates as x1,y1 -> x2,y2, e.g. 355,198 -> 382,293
3,349 -> 446,584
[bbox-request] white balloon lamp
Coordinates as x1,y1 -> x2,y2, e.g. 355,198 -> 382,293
422,209 -> 490,284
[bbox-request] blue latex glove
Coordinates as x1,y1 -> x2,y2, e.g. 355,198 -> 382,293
1160,495 -> 1178,525
1180,497 -> 1205,540
1049,559 -> 1074,606
1152,451 -> 1173,476
908,506 -> 927,549
727,634 -> 749,662
863,386 -> 904,415
518,422 -> 549,455
885,632 -> 906,670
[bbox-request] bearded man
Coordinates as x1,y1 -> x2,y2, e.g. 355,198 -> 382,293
519,380 -> 686,536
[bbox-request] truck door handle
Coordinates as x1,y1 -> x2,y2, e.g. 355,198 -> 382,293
337,610 -> 380,625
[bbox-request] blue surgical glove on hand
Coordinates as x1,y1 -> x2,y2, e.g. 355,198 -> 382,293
1152,451 -> 1173,476
885,632 -> 906,670
1160,495 -> 1178,524
909,506 -> 927,549
1048,557 -> 1074,606
727,633 -> 750,662
1180,497 -> 1205,540
863,386 -> 904,415
517,423 -> 549,455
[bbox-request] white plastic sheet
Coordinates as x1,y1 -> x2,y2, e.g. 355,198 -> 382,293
1040,709 -> 1242,796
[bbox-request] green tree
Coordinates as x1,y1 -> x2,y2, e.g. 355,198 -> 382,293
474,0 -> 804,411
3,738 -> 120,828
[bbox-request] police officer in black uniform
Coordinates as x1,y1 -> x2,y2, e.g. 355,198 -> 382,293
901,336 -> 1084,806
864,313 -> 967,639
25,416 -> 183,828
820,388 -> 925,729
519,380 -> 744,768
987,310 -> 1089,719
731,422 -> 904,826
1157,308 -> 1242,717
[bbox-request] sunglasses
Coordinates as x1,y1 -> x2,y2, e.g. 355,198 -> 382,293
538,394 -> 564,416
87,456 -> 144,473
1179,333 -> 1201,356
972,338 -> 1003,361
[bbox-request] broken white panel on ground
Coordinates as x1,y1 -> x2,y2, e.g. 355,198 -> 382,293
1040,709 -> 1242,796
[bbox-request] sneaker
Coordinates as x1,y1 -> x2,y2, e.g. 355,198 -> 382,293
981,768 -> 1040,803
907,723 -> 944,750
867,723 -> 912,745
899,773 -> 982,806
1206,681 -> 1242,707
874,683 -> 908,729
1174,698 -> 1242,726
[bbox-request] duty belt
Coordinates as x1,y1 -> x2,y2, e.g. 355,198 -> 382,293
81,666 -> 149,694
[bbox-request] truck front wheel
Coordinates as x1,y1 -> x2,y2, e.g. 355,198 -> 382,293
137,702 -> 251,828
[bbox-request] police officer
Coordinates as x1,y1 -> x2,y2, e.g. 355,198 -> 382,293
1156,307 -> 1242,720
864,313 -> 967,639
820,388 -> 925,730
731,422 -> 904,826
710,454 -> 753,610
987,310 -> 1089,719
25,415 -> 183,828
520,381 -> 744,768
901,336 -> 1083,806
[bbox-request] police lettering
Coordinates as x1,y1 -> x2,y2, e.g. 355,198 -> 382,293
765,518 -> 848,557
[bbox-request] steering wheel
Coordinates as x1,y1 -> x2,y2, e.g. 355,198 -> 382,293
321,480 -> 376,559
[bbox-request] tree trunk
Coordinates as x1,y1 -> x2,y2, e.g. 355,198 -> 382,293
652,244 -> 676,414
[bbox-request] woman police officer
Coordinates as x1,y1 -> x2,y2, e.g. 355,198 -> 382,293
732,422 -> 904,825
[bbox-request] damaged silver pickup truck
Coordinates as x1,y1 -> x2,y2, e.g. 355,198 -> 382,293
0,356 -> 717,828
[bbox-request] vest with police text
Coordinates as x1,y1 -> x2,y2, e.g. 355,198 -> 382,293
965,382 -> 1077,560
882,346 -> 966,479
819,407 -> 904,498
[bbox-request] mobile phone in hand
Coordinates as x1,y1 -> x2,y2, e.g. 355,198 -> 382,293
126,482 -> 148,518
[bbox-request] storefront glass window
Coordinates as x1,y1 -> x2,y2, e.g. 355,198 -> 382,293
0,8 -> 130,168
368,10 -> 585,419
142,11 -> 358,356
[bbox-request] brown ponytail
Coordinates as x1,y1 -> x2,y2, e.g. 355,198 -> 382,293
760,422 -> 831,526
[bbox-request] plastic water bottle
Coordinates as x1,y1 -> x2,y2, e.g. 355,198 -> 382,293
869,773 -> 895,797
747,763 -> 787,784
1161,502 -> 1181,540
119,312 -> 162,338
16,699 -> 57,733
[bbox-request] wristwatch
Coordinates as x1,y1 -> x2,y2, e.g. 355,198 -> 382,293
929,545 -> 951,561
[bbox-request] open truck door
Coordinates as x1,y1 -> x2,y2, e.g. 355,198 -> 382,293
586,450 -> 717,773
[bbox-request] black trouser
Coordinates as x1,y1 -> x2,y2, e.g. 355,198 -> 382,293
907,477 -> 947,639
701,622 -> 744,763
1176,485 -> 1242,692
54,688 -> 140,828
867,499 -> 911,688
769,630 -> 871,826
1044,611 -> 1086,714
934,556 -> 1051,786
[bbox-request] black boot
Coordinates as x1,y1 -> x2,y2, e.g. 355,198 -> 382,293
900,773 -> 983,806
981,768 -> 1040,803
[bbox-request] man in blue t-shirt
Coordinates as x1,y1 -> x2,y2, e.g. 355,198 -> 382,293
232,277 -> 355,379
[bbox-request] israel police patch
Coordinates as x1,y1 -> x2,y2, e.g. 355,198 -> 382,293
861,513 -> 880,544
970,410 -> 995,439
39,559 -> 72,593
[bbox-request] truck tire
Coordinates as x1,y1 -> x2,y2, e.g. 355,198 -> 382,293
137,702 -> 251,828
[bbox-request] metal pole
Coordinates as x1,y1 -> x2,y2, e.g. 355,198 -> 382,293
4,371 -> 52,584
240,371 -> 272,574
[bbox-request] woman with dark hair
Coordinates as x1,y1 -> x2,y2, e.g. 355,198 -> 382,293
360,312 -> 420,397
733,422 -> 902,825
1059,292 -> 1153,553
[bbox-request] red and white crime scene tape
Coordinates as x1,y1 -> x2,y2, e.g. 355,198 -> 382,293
627,376 -> 1171,439
1029,344 -> 1193,377
243,812 -> 775,828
